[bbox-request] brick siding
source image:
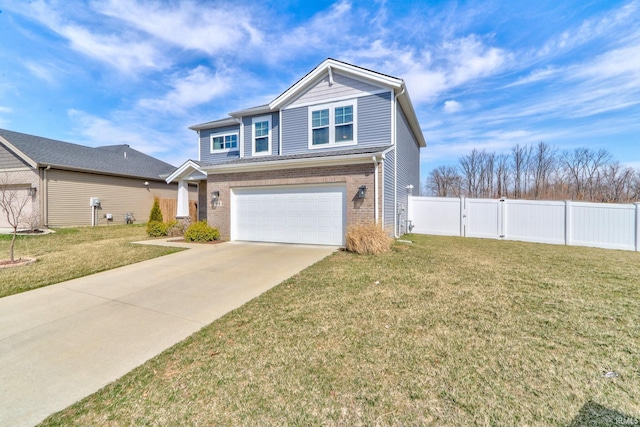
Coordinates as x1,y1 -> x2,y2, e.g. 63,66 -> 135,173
206,163 -> 382,240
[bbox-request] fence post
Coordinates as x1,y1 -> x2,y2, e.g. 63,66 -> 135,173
499,198 -> 506,239
564,200 -> 572,246
460,196 -> 466,237
635,203 -> 640,252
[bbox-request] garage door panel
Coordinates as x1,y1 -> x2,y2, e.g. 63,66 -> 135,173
233,185 -> 346,245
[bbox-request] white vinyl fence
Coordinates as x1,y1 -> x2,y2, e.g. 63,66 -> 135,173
408,197 -> 640,252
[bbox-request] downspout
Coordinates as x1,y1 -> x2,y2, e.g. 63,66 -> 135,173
197,130 -> 201,162
372,156 -> 379,225
379,153 -> 386,230
44,165 -> 50,227
393,87 -> 405,238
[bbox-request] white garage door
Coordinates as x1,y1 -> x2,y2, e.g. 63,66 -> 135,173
232,184 -> 346,245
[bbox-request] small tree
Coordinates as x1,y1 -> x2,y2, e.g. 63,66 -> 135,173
0,175 -> 33,262
148,197 -> 163,223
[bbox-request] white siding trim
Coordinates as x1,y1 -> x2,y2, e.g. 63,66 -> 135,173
307,99 -> 358,150
251,115 -> 272,157
239,117 -> 245,158
278,110 -> 283,155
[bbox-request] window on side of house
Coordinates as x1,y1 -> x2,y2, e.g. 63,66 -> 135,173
308,100 -> 357,149
252,116 -> 272,156
210,133 -> 238,153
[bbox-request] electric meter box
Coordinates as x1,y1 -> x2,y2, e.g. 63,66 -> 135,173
90,198 -> 100,207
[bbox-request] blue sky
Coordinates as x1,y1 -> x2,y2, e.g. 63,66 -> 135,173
1,0 -> 639,181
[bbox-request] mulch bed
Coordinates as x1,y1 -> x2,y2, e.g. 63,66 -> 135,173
0,257 -> 36,269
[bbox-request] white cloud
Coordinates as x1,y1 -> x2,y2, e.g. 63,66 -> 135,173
265,1 -> 354,63
443,100 -> 462,113
0,106 -> 13,114
25,0 -> 166,73
23,62 -> 57,84
67,109 -> 194,164
444,35 -> 507,86
347,35 -> 509,103
138,66 -> 231,113
93,0 -> 262,54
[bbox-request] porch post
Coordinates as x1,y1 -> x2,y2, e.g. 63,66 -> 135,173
176,180 -> 190,219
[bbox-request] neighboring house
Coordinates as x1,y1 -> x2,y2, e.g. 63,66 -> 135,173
0,129 -> 197,228
167,58 -> 426,245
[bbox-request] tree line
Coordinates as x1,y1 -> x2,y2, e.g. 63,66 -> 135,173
426,142 -> 640,203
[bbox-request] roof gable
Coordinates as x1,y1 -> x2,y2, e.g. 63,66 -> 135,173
269,58 -> 403,110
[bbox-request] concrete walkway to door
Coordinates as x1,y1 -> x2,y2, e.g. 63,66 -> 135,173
0,240 -> 336,427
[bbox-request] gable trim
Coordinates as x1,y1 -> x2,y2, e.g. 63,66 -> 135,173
166,160 -> 206,183
270,59 -> 403,111
0,136 -> 37,168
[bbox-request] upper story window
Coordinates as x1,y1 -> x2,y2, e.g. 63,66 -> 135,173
252,116 -> 272,156
308,100 -> 357,149
210,132 -> 238,153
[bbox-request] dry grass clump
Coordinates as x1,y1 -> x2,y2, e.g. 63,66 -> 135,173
345,222 -> 393,254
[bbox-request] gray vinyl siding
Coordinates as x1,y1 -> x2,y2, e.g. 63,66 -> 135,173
289,72 -> 383,107
242,112 -> 280,157
282,93 -> 391,155
281,107 -> 307,155
383,148 -> 396,235
396,105 -> 421,234
0,143 -> 30,169
199,125 -> 241,164
358,92 -> 392,146
46,169 -> 197,227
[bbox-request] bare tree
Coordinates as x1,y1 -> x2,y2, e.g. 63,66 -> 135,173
495,154 -> 510,198
459,149 -> 485,197
531,142 -> 556,199
600,162 -> 635,202
426,165 -> 461,197
560,147 -> 611,201
481,151 -> 495,198
0,176 -> 34,262
511,144 -> 532,199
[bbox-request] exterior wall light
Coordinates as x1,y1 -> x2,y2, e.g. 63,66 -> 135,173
28,187 -> 37,197
358,185 -> 367,199
211,191 -> 220,204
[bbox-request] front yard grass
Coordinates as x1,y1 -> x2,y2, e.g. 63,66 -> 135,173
0,225 -> 182,298
41,235 -> 640,425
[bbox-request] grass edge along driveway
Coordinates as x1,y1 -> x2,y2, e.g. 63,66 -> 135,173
0,225 -> 183,298
41,234 -> 640,426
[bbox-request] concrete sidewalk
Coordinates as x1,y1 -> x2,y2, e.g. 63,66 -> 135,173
0,240 -> 336,427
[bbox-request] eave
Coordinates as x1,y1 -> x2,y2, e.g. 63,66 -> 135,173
201,151 -> 388,175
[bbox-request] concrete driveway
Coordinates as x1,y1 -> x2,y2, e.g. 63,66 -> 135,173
0,240 -> 336,427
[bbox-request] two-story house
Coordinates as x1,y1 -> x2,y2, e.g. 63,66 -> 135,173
167,58 -> 425,245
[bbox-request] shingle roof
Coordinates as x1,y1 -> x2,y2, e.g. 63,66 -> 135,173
198,145 -> 390,168
0,128 -> 176,180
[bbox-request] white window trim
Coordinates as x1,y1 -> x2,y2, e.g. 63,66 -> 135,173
210,132 -> 239,154
252,115 -> 272,156
308,99 -> 358,149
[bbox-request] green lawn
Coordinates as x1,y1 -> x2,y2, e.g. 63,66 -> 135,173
41,235 -> 640,426
0,225 -> 182,298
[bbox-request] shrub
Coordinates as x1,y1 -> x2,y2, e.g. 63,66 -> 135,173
166,220 -> 185,237
185,221 -> 220,242
146,220 -> 168,237
148,197 -> 163,223
345,222 -> 393,255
